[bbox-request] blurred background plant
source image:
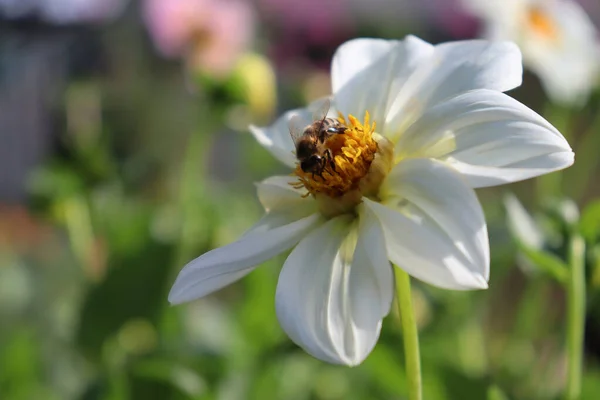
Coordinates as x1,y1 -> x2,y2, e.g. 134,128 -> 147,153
1,0 -> 600,399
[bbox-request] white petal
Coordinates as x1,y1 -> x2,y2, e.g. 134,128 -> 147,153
385,40 -> 522,140
349,209 -> 394,357
331,38 -> 395,94
249,108 -> 310,168
255,175 -> 313,212
395,89 -> 574,188
331,36 -> 434,127
368,158 -> 490,290
248,176 -> 317,235
169,213 -> 322,304
355,206 -> 395,316
427,39 -> 522,96
276,215 -> 393,365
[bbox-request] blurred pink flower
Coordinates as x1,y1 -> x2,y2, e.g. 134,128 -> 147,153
144,0 -> 255,77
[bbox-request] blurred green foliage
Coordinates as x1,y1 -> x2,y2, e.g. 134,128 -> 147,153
2,3 -> 600,400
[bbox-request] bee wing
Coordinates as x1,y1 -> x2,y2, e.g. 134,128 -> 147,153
311,97 -> 331,122
288,114 -> 306,145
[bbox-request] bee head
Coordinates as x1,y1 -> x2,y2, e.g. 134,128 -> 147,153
295,140 -> 317,161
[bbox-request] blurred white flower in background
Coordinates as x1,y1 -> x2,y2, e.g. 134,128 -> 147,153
0,0 -> 127,24
143,0 -> 255,77
504,193 -> 580,282
461,0 -> 600,105
169,35 -> 574,365
504,193 -> 545,251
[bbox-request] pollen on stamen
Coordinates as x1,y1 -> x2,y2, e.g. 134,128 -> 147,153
292,111 -> 378,199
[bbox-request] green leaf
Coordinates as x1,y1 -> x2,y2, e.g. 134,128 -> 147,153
133,358 -> 206,398
438,365 -> 488,400
76,238 -> 174,361
581,368 -> 600,400
579,200 -> 600,243
487,385 -> 510,400
518,243 -> 569,284
0,328 -> 41,387
590,244 -> 600,289
28,163 -> 84,200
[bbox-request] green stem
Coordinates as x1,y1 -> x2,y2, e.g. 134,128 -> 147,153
395,268 -> 422,400
566,234 -> 586,400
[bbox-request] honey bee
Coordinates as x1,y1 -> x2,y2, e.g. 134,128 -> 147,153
289,99 -> 347,178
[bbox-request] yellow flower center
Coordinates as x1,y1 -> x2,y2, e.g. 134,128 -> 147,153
292,112 -> 394,217
526,7 -> 559,42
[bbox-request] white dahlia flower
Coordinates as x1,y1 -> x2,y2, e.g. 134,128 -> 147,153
461,0 -> 600,104
169,36 -> 574,366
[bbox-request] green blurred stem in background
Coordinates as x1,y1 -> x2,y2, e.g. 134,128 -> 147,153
566,234 -> 585,400
395,267 -> 422,400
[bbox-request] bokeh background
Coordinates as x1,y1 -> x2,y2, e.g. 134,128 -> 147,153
2,0 -> 600,399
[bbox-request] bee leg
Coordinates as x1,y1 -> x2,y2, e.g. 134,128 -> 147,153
325,149 -> 336,173
317,158 -> 329,180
